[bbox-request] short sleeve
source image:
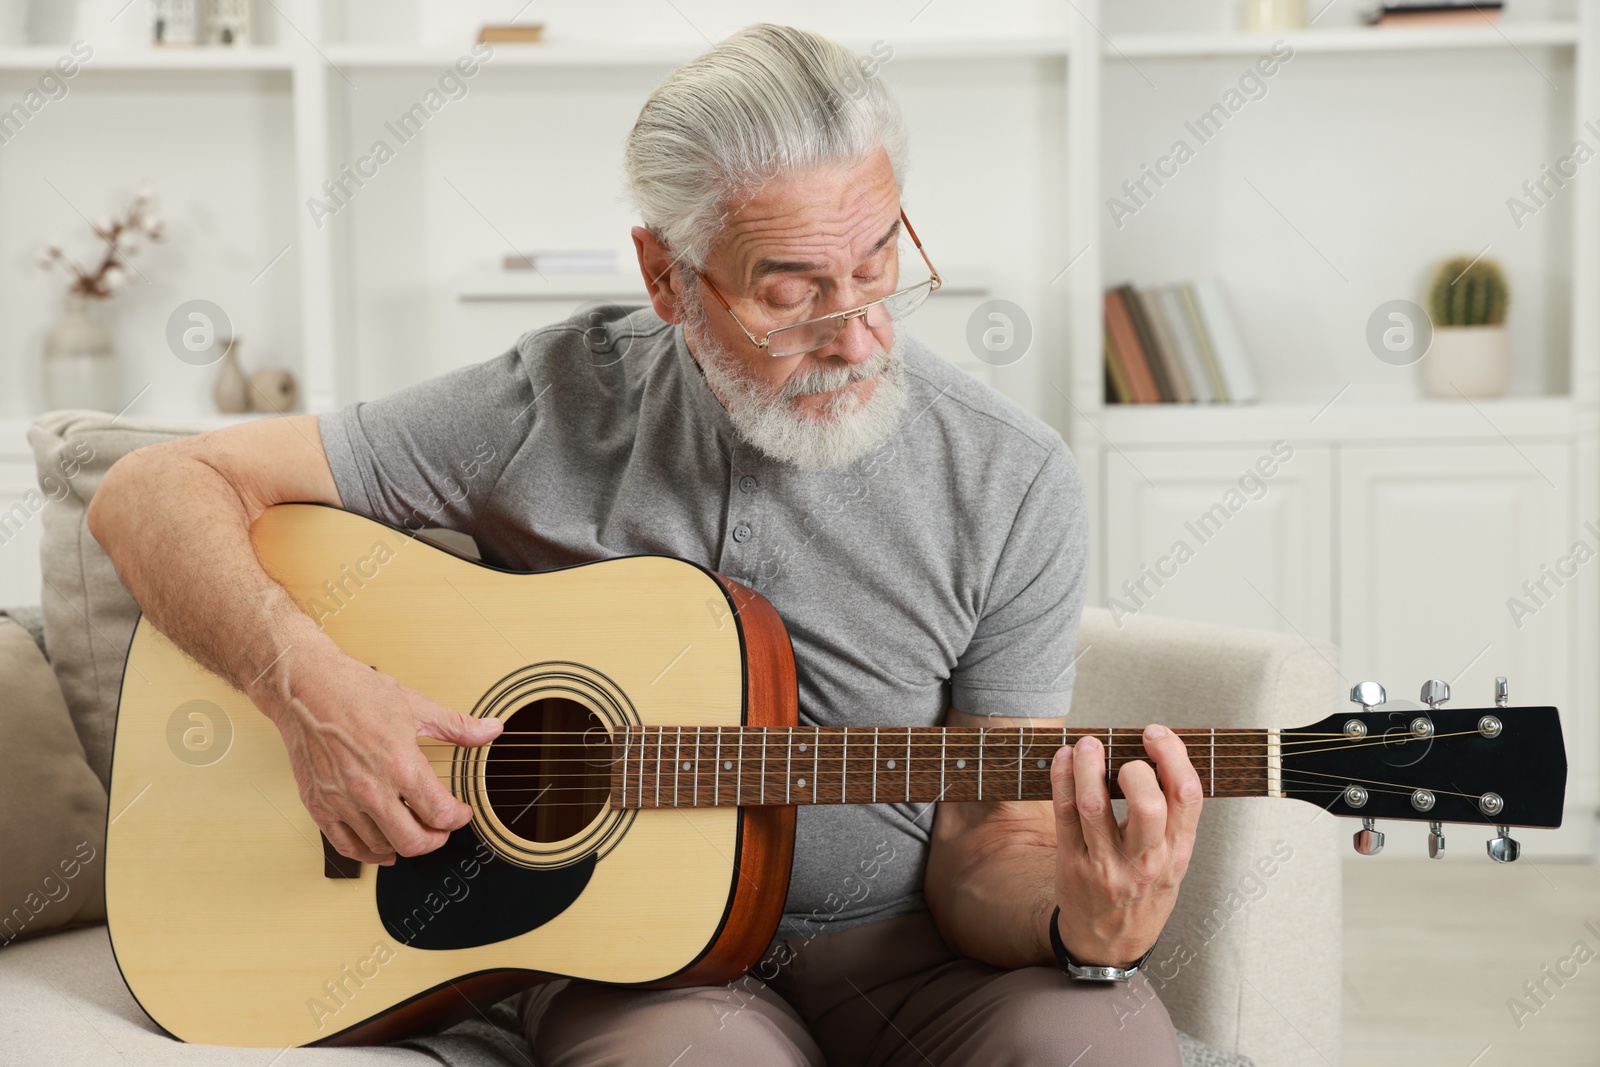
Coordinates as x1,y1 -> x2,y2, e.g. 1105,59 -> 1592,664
318,346 -> 532,535
949,441 -> 1089,718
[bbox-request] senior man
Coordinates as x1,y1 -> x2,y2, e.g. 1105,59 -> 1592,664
90,23 -> 1200,1067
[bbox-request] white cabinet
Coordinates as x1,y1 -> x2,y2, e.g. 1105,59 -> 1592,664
1338,443 -> 1575,718
1100,443 -> 1332,641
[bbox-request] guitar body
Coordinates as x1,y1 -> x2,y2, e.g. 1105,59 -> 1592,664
105,504 -> 797,1048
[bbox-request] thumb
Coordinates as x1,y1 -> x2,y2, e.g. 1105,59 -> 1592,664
419,706 -> 503,747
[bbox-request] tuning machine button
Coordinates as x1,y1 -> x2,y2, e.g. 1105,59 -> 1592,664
1488,826 -> 1520,863
1420,679 -> 1450,709
1495,676 -> 1509,708
1350,681 -> 1387,710
1353,818 -> 1385,856
1428,822 -> 1445,859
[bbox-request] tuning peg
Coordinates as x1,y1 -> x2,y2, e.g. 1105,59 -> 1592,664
1353,818 -> 1385,856
1488,826 -> 1520,863
1420,679 -> 1450,709
1495,676 -> 1509,708
1350,681 -> 1387,710
1428,822 -> 1445,859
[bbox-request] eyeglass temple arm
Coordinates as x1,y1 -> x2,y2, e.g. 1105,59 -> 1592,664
899,210 -> 941,289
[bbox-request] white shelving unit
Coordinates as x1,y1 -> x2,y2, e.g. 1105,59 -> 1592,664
1063,0 -> 1600,859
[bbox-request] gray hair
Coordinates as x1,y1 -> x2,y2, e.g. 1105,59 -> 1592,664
623,24 -> 908,269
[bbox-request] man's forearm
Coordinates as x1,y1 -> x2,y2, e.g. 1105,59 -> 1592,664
87,431 -> 340,712
924,803 -> 1058,970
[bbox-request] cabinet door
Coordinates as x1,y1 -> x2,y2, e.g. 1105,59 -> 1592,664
1100,444 -> 1332,640
1338,444 -> 1573,715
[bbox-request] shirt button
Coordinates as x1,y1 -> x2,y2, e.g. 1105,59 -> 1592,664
732,523 -> 752,543
739,475 -> 758,493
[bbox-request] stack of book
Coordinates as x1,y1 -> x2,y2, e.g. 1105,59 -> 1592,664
1103,282 -> 1258,404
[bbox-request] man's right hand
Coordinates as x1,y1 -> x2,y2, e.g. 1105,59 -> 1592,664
258,639 -> 504,865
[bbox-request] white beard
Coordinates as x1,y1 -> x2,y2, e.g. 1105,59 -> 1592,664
681,295 -> 909,470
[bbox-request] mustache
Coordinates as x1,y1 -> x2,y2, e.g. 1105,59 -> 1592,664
779,345 -> 893,401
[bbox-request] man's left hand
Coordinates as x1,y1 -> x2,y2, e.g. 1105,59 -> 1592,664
1049,724 -> 1203,967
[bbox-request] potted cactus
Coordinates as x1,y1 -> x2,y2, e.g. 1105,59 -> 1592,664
1423,255 -> 1511,397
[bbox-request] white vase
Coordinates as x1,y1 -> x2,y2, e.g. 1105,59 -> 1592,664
1243,0 -> 1306,31
43,293 -> 120,412
0,0 -> 31,44
1423,325 -> 1511,398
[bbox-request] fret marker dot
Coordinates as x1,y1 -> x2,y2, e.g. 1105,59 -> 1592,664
723,760 -> 733,770
799,744 -> 808,753
1037,758 -> 1048,769
798,778 -> 807,788
886,759 -> 896,769
956,759 -> 966,769
681,761 -> 691,771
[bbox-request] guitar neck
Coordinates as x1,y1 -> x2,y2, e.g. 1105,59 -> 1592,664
610,725 -> 1278,809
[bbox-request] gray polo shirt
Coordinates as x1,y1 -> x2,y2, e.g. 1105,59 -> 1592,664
319,304 -> 1087,941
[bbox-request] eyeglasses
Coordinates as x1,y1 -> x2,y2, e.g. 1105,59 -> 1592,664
689,209 -> 942,358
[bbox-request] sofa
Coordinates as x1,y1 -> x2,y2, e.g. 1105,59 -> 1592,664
0,410 -> 1342,1066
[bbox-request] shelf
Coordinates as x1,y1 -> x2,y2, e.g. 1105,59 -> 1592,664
0,46 -> 295,71
1079,396 -> 1581,445
323,36 -> 1070,69
1109,21 -> 1579,59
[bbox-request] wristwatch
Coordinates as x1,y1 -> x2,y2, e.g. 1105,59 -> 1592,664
1049,906 -> 1158,982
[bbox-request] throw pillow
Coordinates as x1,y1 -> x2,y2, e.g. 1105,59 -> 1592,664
0,618 -> 108,945
28,409 -> 197,789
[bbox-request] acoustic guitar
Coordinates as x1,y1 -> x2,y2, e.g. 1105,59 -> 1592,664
105,504 -> 1567,1048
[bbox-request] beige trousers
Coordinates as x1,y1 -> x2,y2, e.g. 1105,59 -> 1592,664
522,910 -> 1183,1066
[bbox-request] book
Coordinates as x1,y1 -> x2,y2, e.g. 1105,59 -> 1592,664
1135,288 -> 1194,402
1102,290 -> 1161,403
478,24 -> 546,43
1176,284 -> 1231,403
1157,286 -> 1216,403
1190,281 -> 1259,403
1114,285 -> 1172,401
1104,334 -> 1134,404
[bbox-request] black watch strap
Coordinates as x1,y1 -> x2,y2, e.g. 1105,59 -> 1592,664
1049,906 -> 1157,982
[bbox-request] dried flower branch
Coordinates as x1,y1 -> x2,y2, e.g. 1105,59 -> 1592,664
36,186 -> 165,300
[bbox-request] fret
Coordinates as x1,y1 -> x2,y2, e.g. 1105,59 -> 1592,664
813,725 -> 820,805
761,725 -> 768,805
905,726 -> 913,803
673,725 -> 683,808
713,726 -> 722,806
1209,727 -> 1215,798
1016,728 -> 1024,800
736,728 -> 744,806
785,726 -> 793,804
872,726 -> 878,804
692,726 -> 700,807
977,730 -> 985,800
654,725 -> 663,808
620,726 -> 629,809
1106,727 -> 1113,785
842,729 -> 849,804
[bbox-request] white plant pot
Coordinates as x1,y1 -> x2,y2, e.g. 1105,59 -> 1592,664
1423,325 -> 1511,398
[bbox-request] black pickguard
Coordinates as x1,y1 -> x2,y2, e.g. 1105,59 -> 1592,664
376,827 -> 594,950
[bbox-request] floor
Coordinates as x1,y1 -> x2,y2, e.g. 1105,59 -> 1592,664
1344,859 -> 1600,1066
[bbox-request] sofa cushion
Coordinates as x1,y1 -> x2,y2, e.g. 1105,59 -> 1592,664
0,618 -> 108,946
28,410 -> 200,790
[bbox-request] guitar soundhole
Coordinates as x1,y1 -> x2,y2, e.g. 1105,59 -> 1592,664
485,697 -> 613,843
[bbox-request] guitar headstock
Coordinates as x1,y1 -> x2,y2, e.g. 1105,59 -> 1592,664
1281,676 -> 1566,862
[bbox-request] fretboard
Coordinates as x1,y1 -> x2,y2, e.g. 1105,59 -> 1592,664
610,726 -> 1274,809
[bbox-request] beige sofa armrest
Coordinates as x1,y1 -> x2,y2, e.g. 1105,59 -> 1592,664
1070,608 -> 1343,1067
